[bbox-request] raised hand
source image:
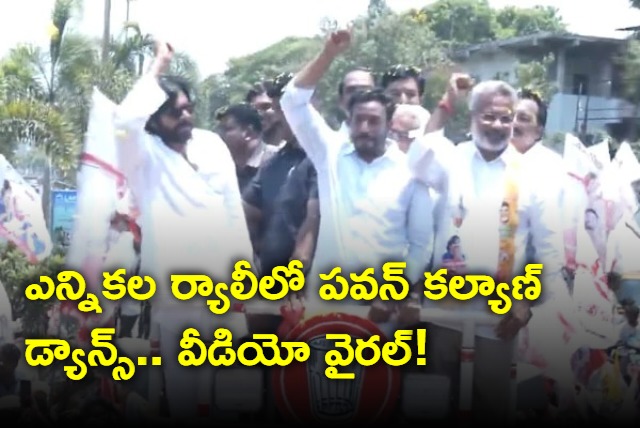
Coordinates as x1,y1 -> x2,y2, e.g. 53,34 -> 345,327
151,39 -> 174,76
324,27 -> 353,56
445,73 -> 474,103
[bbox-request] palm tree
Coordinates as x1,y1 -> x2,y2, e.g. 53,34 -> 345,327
0,0 -> 138,225
0,0 -> 92,226
0,0 -> 202,228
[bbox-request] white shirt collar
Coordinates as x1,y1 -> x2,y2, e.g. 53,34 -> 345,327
338,121 -> 350,137
469,140 -> 520,166
341,138 -> 404,163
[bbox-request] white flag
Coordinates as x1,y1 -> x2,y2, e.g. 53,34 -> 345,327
66,88 -> 142,330
587,139 -> 612,168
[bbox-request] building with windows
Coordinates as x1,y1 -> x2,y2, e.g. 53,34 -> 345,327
451,32 -> 636,139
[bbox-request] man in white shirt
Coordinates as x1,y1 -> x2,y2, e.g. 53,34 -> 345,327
510,90 -> 599,410
113,42 -> 254,420
511,89 -> 571,259
280,29 -> 433,322
407,80 -> 566,423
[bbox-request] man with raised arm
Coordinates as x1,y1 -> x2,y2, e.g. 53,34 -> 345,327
113,41 -> 254,420
406,80 -> 568,423
279,29 -> 433,324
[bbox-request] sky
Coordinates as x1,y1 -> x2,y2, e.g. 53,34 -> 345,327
2,0 -> 640,76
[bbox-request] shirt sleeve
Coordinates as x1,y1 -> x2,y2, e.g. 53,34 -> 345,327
405,181 -> 434,285
113,74 -> 168,177
523,172 -> 567,305
215,139 -> 256,266
280,81 -> 342,169
242,162 -> 265,209
406,130 -> 455,193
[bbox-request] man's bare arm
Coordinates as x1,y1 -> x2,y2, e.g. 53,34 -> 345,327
291,198 -> 320,269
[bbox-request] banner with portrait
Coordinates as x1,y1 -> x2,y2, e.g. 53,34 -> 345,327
0,155 -> 52,263
599,142 -> 640,233
562,134 -> 608,269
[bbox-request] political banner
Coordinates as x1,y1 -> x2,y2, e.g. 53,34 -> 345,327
0,154 -> 52,263
51,189 -> 77,247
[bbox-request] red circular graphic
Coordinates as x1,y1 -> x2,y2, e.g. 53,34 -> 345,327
272,312 -> 402,423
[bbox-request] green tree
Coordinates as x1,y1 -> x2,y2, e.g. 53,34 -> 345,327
619,40 -> 640,142
0,0 -> 102,225
494,6 -> 566,39
317,11 -> 446,123
0,243 -> 66,337
366,0 -> 393,28
195,74 -> 233,130
420,0 -> 566,48
0,1 -> 200,223
224,37 -> 322,100
513,53 -> 557,101
421,0 -> 497,47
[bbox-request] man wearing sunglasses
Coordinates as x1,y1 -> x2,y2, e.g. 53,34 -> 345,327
113,41 -> 254,421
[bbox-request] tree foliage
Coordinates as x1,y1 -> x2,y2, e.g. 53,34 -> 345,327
418,0 -> 566,49
0,243 -> 66,337
513,53 -> 557,101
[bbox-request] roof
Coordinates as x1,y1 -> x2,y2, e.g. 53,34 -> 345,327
453,31 -> 627,59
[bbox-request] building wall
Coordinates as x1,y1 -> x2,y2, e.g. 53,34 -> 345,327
456,40 -> 633,135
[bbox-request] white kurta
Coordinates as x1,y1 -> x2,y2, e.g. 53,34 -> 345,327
280,82 -> 434,310
113,73 -> 254,418
114,74 -> 254,309
407,135 -> 566,340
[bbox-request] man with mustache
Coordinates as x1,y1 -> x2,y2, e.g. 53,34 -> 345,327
279,28 -> 433,332
511,90 -> 571,264
215,103 -> 278,193
113,41 -> 254,421
406,80 -> 566,423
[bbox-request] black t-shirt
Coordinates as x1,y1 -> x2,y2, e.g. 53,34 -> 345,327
242,143 -> 306,218
242,143 -> 307,249
260,157 -> 318,275
236,164 -> 260,194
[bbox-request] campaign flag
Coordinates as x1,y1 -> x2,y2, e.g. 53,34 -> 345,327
601,142 -> 640,226
562,134 -> 606,268
0,155 -> 52,263
0,280 -> 13,345
587,139 -> 612,169
63,88 -> 139,343
563,133 -> 607,184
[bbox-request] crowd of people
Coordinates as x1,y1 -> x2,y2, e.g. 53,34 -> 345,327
2,26 -> 640,425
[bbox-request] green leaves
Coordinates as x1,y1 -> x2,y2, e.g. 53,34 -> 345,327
0,243 -> 66,337
514,53 -> 557,102
0,99 -> 79,171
